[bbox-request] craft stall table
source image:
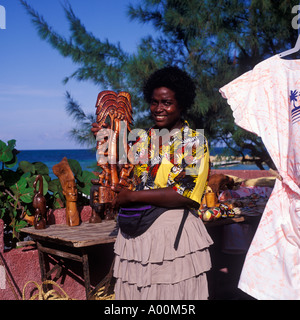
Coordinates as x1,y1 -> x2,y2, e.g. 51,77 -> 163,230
20,221 -> 118,300
203,208 -> 263,299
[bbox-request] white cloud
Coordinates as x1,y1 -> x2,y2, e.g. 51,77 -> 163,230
0,84 -> 63,98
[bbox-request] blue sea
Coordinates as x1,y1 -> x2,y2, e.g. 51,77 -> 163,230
11,147 -> 268,179
16,149 -> 98,179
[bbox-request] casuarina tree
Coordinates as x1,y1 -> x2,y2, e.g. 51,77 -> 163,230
20,0 -> 300,169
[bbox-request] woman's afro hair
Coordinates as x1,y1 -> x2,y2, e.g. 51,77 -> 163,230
143,66 -> 196,112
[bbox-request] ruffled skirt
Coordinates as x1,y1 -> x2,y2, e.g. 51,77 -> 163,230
113,209 -> 213,300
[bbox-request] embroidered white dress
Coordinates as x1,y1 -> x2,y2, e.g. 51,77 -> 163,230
220,55 -> 300,300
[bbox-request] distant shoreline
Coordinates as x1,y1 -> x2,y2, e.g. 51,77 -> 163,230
210,154 -> 269,170
15,148 -> 268,172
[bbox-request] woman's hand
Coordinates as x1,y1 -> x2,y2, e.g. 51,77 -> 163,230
111,184 -> 133,209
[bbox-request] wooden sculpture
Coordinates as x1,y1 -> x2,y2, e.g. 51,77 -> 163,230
92,90 -> 134,219
207,173 -> 235,196
89,184 -> 103,223
52,157 -> 80,226
33,175 -> 47,229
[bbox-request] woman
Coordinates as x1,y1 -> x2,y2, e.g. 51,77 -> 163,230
94,66 -> 213,300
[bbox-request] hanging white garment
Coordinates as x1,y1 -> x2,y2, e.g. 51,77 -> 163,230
220,54 -> 300,300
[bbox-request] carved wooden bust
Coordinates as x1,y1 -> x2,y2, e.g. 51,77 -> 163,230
89,184 -> 103,223
52,157 -> 80,226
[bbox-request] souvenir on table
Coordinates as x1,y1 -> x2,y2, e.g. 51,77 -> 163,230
205,191 -> 217,208
202,208 -> 214,222
32,175 -> 47,229
207,173 -> 235,196
89,184 -> 103,223
52,157 -> 80,227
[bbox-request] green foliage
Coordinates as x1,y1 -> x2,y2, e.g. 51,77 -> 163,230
0,139 -> 18,168
0,139 -> 95,249
67,158 -> 95,199
20,0 -> 299,169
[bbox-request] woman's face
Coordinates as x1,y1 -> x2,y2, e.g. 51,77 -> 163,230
150,87 -> 182,131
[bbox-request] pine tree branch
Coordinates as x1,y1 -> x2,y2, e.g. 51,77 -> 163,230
20,0 -> 81,59
20,0 -> 128,89
65,91 -> 87,122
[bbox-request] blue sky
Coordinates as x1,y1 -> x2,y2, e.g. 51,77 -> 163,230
0,0 -> 157,150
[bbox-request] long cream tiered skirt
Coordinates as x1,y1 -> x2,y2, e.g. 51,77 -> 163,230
113,209 -> 213,300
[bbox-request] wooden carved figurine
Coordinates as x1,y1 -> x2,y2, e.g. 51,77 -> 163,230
207,173 -> 235,196
33,175 -> 47,229
52,157 -> 80,226
92,91 -> 134,219
89,184 -> 103,223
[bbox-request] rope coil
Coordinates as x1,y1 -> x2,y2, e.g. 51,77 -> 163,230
22,280 -> 71,300
22,280 -> 115,300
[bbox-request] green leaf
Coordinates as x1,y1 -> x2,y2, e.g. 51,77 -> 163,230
11,176 -> 27,196
0,146 -> 13,163
19,161 -> 35,174
76,170 -> 94,195
21,171 -> 31,180
43,174 -> 51,183
20,187 -> 35,203
33,162 -> 49,175
15,220 -> 28,233
0,140 -> 6,152
53,197 -> 63,209
4,154 -> 18,168
81,170 -> 95,182
51,191 -> 65,208
12,209 -> 18,218
75,174 -> 84,183
0,208 -> 5,219
48,179 -> 61,193
7,139 -> 16,150
67,159 -> 82,177
11,173 -> 31,197
0,139 -> 16,163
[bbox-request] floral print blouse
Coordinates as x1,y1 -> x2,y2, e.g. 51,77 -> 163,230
130,120 -> 209,206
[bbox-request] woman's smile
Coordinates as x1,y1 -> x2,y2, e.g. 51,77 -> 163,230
154,115 -> 167,121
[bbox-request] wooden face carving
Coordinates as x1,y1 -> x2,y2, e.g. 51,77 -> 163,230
63,179 -> 78,202
52,157 -> 78,203
53,157 -> 80,226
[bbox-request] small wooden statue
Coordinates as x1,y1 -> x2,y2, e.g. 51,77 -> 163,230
207,173 -> 235,196
92,91 -> 134,219
89,184 -> 103,223
33,175 -> 47,229
53,157 -> 80,227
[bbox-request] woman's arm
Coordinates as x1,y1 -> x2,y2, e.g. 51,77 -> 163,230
112,186 -> 199,209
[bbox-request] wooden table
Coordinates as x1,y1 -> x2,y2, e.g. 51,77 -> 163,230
21,221 -> 118,299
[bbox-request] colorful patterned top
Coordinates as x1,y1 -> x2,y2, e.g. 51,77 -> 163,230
130,120 -> 210,206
